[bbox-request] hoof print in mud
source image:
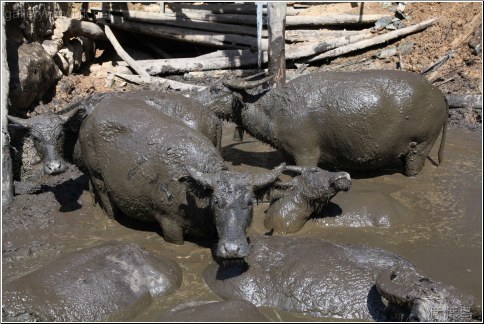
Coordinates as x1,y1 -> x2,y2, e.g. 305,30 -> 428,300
2,242 -> 182,322
203,236 -> 478,321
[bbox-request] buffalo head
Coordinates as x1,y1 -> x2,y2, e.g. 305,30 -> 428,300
376,267 -> 481,321
7,108 -> 80,175
185,163 -> 285,259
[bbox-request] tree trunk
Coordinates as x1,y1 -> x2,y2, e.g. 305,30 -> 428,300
2,2 -> 13,209
268,3 -> 287,87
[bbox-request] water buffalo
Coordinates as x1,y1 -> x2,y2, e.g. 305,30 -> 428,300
265,166 -> 351,234
3,242 -> 182,321
207,70 -> 448,176
204,236 -> 480,321
7,90 -> 221,175
79,97 -> 284,259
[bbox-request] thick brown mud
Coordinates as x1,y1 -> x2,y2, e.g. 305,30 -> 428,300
2,124 -> 481,321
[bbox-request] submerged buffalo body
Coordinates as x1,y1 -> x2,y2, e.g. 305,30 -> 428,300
214,70 -> 448,176
79,97 -> 284,258
204,236 -> 480,321
7,91 -> 221,175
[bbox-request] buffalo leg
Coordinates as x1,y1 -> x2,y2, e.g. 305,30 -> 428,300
294,150 -> 320,167
156,214 -> 184,245
404,141 -> 434,176
90,176 -> 117,219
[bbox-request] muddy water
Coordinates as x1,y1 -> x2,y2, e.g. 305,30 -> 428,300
2,124 -> 481,321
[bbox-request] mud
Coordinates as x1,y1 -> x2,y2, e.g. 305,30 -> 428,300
2,123 -> 481,321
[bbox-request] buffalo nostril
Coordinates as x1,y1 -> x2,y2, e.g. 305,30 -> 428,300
223,243 -> 240,255
45,161 -> 66,174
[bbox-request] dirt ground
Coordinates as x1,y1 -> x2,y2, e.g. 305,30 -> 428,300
3,1 -> 483,321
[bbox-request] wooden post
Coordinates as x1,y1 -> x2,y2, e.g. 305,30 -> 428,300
2,3 -> 13,209
268,2 -> 287,86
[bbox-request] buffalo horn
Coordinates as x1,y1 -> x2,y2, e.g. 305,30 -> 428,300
59,107 -> 81,122
252,163 -> 286,190
6,115 -> 32,129
185,166 -> 215,189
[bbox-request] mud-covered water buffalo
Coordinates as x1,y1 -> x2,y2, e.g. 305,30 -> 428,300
265,166 -> 351,234
208,70 -> 448,176
79,97 -> 284,259
7,90 -> 221,175
204,236 -> 480,321
3,242 -> 182,321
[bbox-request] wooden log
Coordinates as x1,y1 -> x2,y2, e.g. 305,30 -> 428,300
108,20 -> 262,49
184,69 -> 264,80
446,94 -> 482,109
307,18 -> 438,62
286,14 -> 386,26
114,73 -> 207,92
286,31 -> 375,60
285,29 -> 368,43
165,2 -> 302,16
268,3 -> 287,86
123,10 -> 267,37
195,49 -> 251,59
104,25 -> 149,77
91,7 -> 262,26
55,17 -> 107,40
2,2 -> 13,207
141,53 -> 266,75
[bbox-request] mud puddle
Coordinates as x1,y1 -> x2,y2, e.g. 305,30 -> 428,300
2,123 -> 482,320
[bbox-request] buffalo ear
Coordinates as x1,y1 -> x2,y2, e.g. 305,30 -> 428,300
6,115 -> 32,129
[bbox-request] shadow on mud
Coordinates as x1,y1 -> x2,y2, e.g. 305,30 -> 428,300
40,174 -> 89,212
222,142 -> 285,169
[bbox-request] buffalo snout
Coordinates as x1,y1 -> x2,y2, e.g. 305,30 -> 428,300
217,239 -> 250,259
44,160 -> 67,175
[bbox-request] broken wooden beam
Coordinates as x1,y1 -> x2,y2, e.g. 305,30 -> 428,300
307,18 -> 438,62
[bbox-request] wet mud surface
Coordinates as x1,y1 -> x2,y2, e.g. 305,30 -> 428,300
2,124 -> 482,321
